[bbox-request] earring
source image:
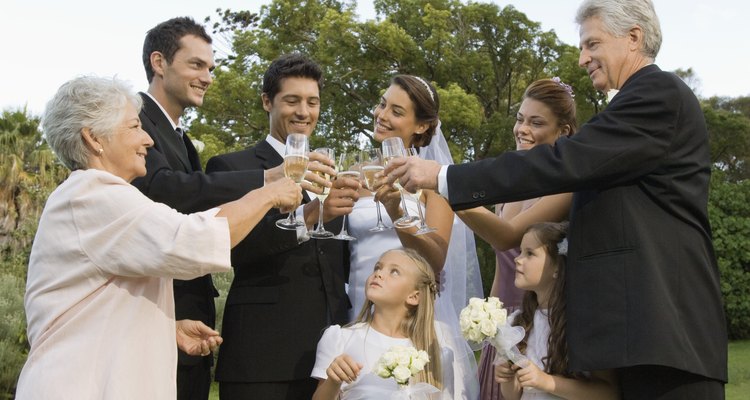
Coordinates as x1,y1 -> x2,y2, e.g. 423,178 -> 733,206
97,148 -> 104,155
553,271 -> 558,279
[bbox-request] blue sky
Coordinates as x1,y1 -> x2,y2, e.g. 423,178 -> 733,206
3,0 -> 748,116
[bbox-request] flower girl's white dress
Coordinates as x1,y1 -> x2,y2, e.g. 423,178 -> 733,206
512,310 -> 564,400
312,323 -> 455,399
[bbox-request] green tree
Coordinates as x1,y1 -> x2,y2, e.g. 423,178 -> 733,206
709,169 -> 750,339
703,103 -> 750,182
0,109 -> 68,398
190,0 -> 600,159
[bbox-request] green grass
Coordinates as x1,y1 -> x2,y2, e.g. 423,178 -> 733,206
205,340 -> 750,399
727,340 -> 750,400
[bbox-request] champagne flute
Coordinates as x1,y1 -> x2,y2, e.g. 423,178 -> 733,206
381,137 -> 419,229
405,147 -> 437,235
360,147 -> 391,232
309,147 -> 335,239
332,151 -> 359,241
276,133 -> 309,230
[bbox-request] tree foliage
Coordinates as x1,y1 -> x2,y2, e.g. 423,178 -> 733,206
709,169 -> 750,339
0,109 -> 68,397
189,0 -> 599,161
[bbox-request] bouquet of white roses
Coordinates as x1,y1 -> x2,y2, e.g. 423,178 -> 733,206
459,297 -> 507,343
374,345 -> 429,385
374,345 -> 439,399
459,297 -> 527,365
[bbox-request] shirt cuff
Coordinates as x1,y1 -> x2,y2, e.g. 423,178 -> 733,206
438,165 -> 450,200
295,205 -> 310,243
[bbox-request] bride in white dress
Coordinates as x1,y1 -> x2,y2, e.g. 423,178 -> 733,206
346,75 -> 483,399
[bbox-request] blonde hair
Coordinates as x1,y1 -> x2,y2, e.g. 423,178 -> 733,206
351,248 -> 442,389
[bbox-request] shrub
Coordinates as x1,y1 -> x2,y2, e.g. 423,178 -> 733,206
709,169 -> 750,339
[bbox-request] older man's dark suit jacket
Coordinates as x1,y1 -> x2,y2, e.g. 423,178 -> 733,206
446,65 -> 727,382
131,93 -> 264,369
205,139 -> 350,386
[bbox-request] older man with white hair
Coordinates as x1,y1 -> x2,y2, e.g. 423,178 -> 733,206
386,0 -> 727,398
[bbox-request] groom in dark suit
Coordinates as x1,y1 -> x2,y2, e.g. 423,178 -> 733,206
131,17 -> 286,400
386,1 -> 727,399
205,53 -> 356,399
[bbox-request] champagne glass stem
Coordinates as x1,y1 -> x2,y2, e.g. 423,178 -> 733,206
317,200 -> 325,231
415,195 -> 427,227
399,190 -> 412,219
338,214 -> 349,235
375,200 -> 386,227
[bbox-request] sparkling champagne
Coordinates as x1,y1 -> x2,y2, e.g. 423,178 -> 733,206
312,170 -> 331,201
284,155 -> 308,183
361,165 -> 384,191
337,170 -> 361,179
382,156 -> 402,190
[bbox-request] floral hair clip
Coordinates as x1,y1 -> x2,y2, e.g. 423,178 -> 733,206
552,77 -> 575,98
557,238 -> 568,256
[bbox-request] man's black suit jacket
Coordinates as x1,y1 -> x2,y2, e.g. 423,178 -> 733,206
446,65 -> 727,382
131,93 -> 264,367
206,139 -> 350,383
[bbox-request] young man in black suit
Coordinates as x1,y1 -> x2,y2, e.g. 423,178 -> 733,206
132,17 -> 286,400
386,0 -> 727,398
205,53 -> 357,400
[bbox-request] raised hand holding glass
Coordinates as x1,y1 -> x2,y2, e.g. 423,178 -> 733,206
405,147 -> 437,235
309,147 -> 335,239
360,147 -> 391,232
276,133 -> 308,230
380,137 -> 419,229
332,151 -> 360,241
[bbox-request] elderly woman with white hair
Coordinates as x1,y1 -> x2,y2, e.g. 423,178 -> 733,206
15,76 -> 302,399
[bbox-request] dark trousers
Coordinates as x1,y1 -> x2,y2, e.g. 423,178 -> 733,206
617,365 -> 725,400
219,378 -> 318,400
177,358 -> 212,400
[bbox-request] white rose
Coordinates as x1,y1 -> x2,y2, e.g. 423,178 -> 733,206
392,365 -> 412,384
374,363 -> 391,379
487,297 -> 502,309
468,328 -> 484,343
468,297 -> 485,308
469,308 -> 486,322
381,351 -> 397,368
410,350 -> 429,374
479,318 -> 497,337
191,139 -> 205,153
395,351 -> 411,367
459,312 -> 472,332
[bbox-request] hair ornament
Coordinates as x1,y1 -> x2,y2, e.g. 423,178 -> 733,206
428,280 -> 438,294
557,237 -> 568,256
552,77 -> 575,98
413,76 -> 435,102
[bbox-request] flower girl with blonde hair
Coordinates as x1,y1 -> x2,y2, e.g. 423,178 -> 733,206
312,248 -> 453,399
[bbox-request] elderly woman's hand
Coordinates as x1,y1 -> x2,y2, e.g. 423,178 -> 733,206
265,177 -> 303,213
176,319 -> 223,357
